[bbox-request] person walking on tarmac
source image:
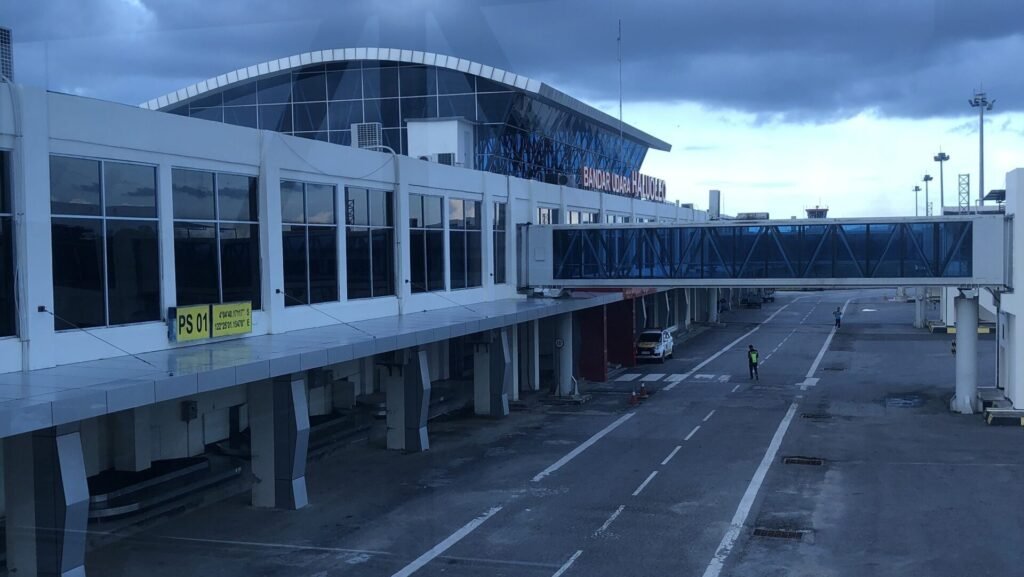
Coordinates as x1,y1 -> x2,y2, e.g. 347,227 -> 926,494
833,306 -> 843,329
747,345 -> 760,381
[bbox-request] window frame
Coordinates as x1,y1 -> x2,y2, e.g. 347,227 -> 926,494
449,197 -> 483,290
344,186 -> 395,299
409,193 -> 446,294
0,150 -> 14,338
280,179 -> 339,306
493,201 -> 507,285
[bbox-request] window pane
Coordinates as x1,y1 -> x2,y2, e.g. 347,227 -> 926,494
409,194 -> 423,228
426,230 -> 445,291
437,95 -> 476,121
477,92 -> 514,124
296,131 -> 329,142
467,231 -> 482,287
223,82 -> 257,106
400,96 -> 437,125
104,162 -> 157,218
190,107 -> 223,122
0,218 -> 14,336
258,104 -> 292,132
436,69 -> 475,94
449,231 -> 466,289
424,196 -> 443,228
371,228 -> 394,297
362,67 -> 399,99
220,223 -> 261,308
282,224 -> 308,306
346,228 -> 371,299
293,72 -> 326,102
494,202 -> 506,230
346,188 -> 367,225
218,173 -> 258,221
449,198 -> 465,229
224,106 -> 258,129
50,156 -> 101,216
106,220 -> 160,325
399,66 -> 431,97
368,189 -> 391,227
476,77 -> 510,93
410,229 -> 426,293
328,100 -> 363,131
280,180 -> 305,223
174,222 -> 219,306
308,226 -> 338,303
51,218 -> 105,329
327,69 -> 362,101
383,128 -> 404,155
328,131 -> 352,147
257,74 -> 292,104
192,92 -> 223,108
294,102 -> 328,132
172,168 -> 216,220
306,184 -> 335,224
465,201 -> 480,230
494,231 -> 506,284
364,98 -> 400,128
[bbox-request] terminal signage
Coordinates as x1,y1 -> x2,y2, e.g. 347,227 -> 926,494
580,167 -> 666,202
169,301 -> 252,342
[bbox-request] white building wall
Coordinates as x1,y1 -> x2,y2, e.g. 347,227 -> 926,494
999,169 -> 1024,407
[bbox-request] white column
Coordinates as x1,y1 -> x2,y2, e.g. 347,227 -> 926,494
248,374 -> 310,509
914,288 -> 926,329
953,295 -> 979,414
508,324 -> 520,402
112,406 -> 152,472
708,288 -> 720,323
473,330 -> 510,417
556,313 -> 574,396
521,320 -> 540,391
385,350 -> 430,451
259,136 -> 285,333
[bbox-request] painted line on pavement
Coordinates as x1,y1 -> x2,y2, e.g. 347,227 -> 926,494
161,535 -> 388,556
703,410 -> 716,422
730,384 -> 740,393
532,412 -> 636,482
805,298 -> 852,379
664,302 -> 795,391
616,373 -> 640,382
661,445 -> 683,466
700,403 -> 799,577
552,550 -> 584,577
390,506 -> 503,577
666,373 -> 687,382
684,425 -> 701,441
632,471 -> 659,496
641,373 -> 665,382
594,505 -> 626,536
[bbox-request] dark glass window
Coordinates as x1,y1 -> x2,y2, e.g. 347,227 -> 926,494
329,100 -> 363,131
345,187 -> 394,299
436,69 -> 475,94
493,202 -> 507,284
172,169 -> 262,309
293,72 -> 326,102
327,68 -> 362,101
449,198 -> 482,289
223,82 -> 257,106
438,95 -> 476,121
280,180 -> 338,306
190,107 -> 224,122
477,93 -> 514,124
476,77 -> 511,93
362,67 -> 399,99
400,96 -> 437,125
192,92 -> 223,108
296,132 -> 329,142
399,66 -> 432,97
364,98 -> 400,128
383,128 -> 404,155
224,106 -> 258,129
257,74 -> 293,104
0,151 -> 12,337
328,131 -> 352,147
409,194 -> 445,293
259,104 -> 292,132
537,206 -> 560,224
294,102 -> 328,132
49,156 -> 160,329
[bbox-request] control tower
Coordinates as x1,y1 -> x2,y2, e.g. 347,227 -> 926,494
806,205 -> 829,218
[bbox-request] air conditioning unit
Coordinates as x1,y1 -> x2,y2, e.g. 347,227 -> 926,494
436,152 -> 456,166
351,122 -> 383,150
0,27 -> 12,81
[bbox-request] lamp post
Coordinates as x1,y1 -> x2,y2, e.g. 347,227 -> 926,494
934,152 -> 949,214
969,90 -> 995,206
923,174 -> 934,216
913,185 -> 921,217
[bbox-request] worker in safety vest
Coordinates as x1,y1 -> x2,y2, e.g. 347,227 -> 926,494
747,345 -> 760,381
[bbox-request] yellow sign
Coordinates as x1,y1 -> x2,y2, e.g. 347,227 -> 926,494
212,302 -> 253,338
171,304 -> 213,342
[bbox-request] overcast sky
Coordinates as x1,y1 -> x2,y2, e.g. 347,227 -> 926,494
6,0 -> 1024,216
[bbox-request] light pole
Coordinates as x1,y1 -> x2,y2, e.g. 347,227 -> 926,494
969,90 -> 995,206
913,185 -> 921,216
934,151 -> 949,214
923,174 -> 933,216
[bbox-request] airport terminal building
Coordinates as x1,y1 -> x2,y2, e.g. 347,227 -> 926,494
0,48 -> 721,575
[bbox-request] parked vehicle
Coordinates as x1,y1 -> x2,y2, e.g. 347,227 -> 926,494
636,329 -> 674,363
740,289 -> 763,309
762,288 -> 776,303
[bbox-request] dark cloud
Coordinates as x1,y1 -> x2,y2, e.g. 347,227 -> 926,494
4,0 -> 1023,121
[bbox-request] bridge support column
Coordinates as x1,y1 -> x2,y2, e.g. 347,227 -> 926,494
249,374 -> 309,509
519,320 -> 540,392
5,425 -> 89,577
474,330 -> 510,417
385,349 -> 431,451
914,288 -> 926,329
556,313 -> 575,396
953,294 -> 979,414
708,288 -> 720,323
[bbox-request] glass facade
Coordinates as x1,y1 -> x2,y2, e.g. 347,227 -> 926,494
282,180 -> 338,306
537,206 -> 560,225
164,59 -> 652,188
493,202 -> 507,284
0,151 -> 14,337
567,209 -> 599,224
172,169 -> 261,309
409,194 -> 445,293
345,187 -> 394,299
49,156 -> 161,329
449,198 -> 482,289
552,222 -> 975,281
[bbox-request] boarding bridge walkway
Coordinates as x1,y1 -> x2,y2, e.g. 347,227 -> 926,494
519,215 -> 1011,290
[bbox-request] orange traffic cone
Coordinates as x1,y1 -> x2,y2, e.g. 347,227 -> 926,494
629,390 -> 639,406
639,383 -> 649,399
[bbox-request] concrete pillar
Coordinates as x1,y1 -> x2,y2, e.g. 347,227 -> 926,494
5,425 -> 89,577
914,288 -> 926,329
508,324 -> 520,402
249,374 -> 310,509
385,350 -> 431,451
556,313 -> 575,396
708,288 -> 720,323
473,330 -> 511,417
112,406 -> 152,472
953,295 -> 979,414
520,320 -> 540,391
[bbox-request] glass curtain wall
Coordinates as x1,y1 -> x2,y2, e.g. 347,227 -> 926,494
281,180 -> 338,306
409,193 -> 445,293
49,156 -> 161,329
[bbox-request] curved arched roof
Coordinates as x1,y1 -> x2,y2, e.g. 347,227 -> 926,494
141,47 -> 671,152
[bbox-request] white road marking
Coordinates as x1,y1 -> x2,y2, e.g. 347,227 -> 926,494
532,412 -> 636,482
594,505 -> 626,536
695,374 -> 715,380
389,506 -> 503,577
685,425 -> 701,441
663,302 -> 796,391
806,298 -> 853,379
552,550 -> 584,577
616,373 -> 640,382
161,535 -> 388,556
730,384 -> 741,393
717,375 -> 731,383
703,410 -> 716,422
700,403 -> 799,577
661,445 -> 683,465
666,373 -> 687,382
632,471 -> 659,496
641,373 -> 665,382
797,377 -> 820,391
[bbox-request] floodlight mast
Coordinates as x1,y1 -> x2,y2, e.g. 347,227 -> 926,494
969,90 -> 995,206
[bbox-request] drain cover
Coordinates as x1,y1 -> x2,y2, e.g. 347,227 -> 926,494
753,528 -> 807,540
801,413 -> 832,420
782,456 -> 825,466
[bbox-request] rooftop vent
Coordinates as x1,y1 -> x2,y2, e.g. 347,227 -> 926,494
0,27 -> 12,81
